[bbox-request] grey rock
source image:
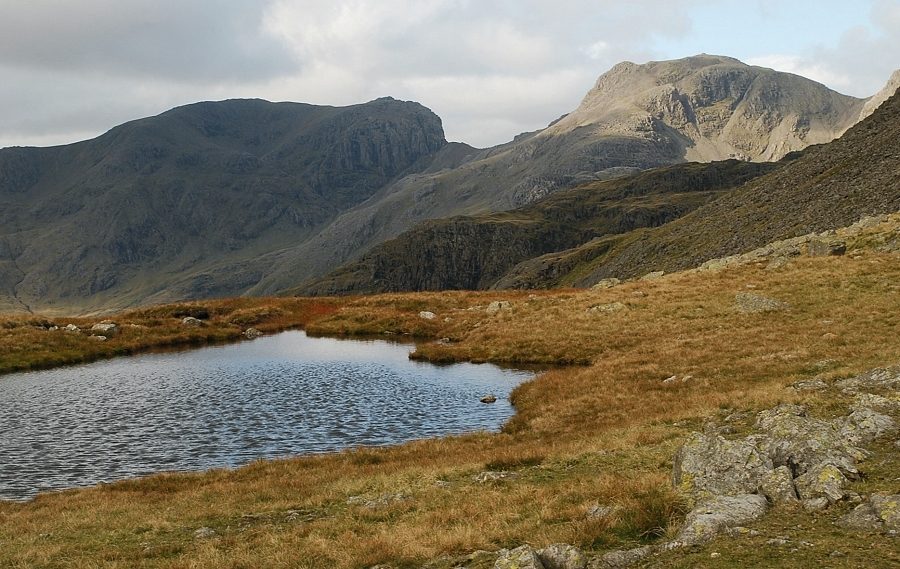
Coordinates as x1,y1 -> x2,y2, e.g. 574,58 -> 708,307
419,311 -> 436,320
243,327 -> 263,339
734,292 -> 790,314
90,321 -> 118,335
802,497 -> 830,512
807,238 -> 847,257
871,494 -> 900,529
537,544 -> 587,569
794,463 -> 849,504
840,405 -> 897,446
754,404 -> 865,477
591,278 -> 621,289
672,431 -> 772,504
676,494 -> 769,545
790,378 -> 828,391
759,466 -> 799,504
346,492 -> 410,509
486,301 -> 512,315
181,316 -> 202,327
64,324 -> 80,333
586,504 -> 615,519
474,471 -> 519,484
90,335 -> 107,342
193,527 -> 216,540
835,366 -> 900,394
640,271 -> 665,281
495,545 -> 545,569
589,302 -> 627,314
591,546 -> 653,568
480,395 -> 498,404
838,501 -> 884,530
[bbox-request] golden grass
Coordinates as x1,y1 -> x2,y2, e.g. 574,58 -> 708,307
0,248 -> 898,568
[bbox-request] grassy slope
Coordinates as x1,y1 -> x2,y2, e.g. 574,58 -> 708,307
1,218 -> 899,568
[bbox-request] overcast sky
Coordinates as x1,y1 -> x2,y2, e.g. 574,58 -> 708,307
1,0 -> 898,149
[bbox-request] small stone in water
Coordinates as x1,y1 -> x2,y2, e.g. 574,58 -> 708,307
480,395 -> 497,404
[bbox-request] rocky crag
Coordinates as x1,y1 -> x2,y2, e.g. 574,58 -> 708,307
0,98 -> 447,312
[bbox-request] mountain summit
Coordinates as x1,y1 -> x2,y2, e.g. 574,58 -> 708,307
545,54 -> 864,162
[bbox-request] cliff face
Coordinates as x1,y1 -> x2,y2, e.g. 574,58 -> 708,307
0,98 -> 446,312
299,161 -> 778,295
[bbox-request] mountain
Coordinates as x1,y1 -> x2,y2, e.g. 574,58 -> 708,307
0,55 -> 884,311
0,98 -> 446,312
298,160 -> 779,295
496,90 -> 900,289
247,55 -> 868,295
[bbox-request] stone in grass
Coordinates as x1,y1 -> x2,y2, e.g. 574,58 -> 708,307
591,545 -> 653,568
486,301 -> 512,315
672,431 -> 772,505
591,278 -> 621,289
182,316 -> 203,327
794,463 -> 849,504
675,494 -> 769,545
734,292 -> 790,314
840,494 -> 900,531
243,327 -> 263,339
194,527 -> 216,540
419,311 -> 436,320
494,545 -> 545,569
537,544 -> 588,569
759,466 -> 799,504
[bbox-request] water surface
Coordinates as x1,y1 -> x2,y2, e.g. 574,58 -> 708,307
0,331 -> 532,501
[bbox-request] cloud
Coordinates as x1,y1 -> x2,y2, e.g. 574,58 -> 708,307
0,0 -> 896,149
747,1 -> 900,97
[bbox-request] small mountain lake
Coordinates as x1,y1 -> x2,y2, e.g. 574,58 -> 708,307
0,331 -> 534,501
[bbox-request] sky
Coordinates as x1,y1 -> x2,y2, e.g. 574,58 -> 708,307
1,0 -> 898,149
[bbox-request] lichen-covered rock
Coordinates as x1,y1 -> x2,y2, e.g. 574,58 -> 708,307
759,466 -> 799,504
495,545 -> 545,569
181,316 -> 203,327
591,278 -> 621,289
419,311 -> 436,320
588,302 -> 627,314
840,405 -> 897,446
807,238 -> 847,257
754,404 -> 865,477
537,544 -> 587,569
590,546 -> 653,568
836,366 -> 900,394
243,327 -> 263,339
676,494 -> 769,545
672,432 -> 772,504
793,463 -> 849,504
790,378 -> 829,391
838,494 -> 900,531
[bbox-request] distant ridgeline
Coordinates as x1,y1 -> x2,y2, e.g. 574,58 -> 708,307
0,55 -> 897,311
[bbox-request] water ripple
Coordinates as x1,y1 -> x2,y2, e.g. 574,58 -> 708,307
0,331 -> 532,501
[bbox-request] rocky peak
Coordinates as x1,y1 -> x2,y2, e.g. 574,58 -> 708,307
544,55 -> 865,162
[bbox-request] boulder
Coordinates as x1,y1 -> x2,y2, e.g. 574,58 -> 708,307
243,328 -> 263,339
591,278 -> 621,289
64,324 -> 80,333
754,404 -> 865,477
835,366 -> 900,394
840,405 -> 897,446
838,494 -> 900,531
807,238 -> 847,257
672,431 -> 772,504
734,292 -> 790,314
640,271 -> 665,281
759,466 -> 799,504
676,494 -> 769,545
90,335 -> 107,342
537,544 -> 587,569
590,546 -> 653,568
480,395 -> 498,404
793,463 -> 849,504
182,316 -> 203,327
418,311 -> 436,320
90,321 -> 117,335
495,545 -> 545,569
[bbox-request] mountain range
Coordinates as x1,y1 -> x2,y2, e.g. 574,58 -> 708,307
0,54 -> 896,311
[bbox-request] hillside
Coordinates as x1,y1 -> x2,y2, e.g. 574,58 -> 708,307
1,214 -> 899,568
300,160 -> 778,295
0,98 -> 447,312
498,90 -> 900,289
245,55 -> 869,296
